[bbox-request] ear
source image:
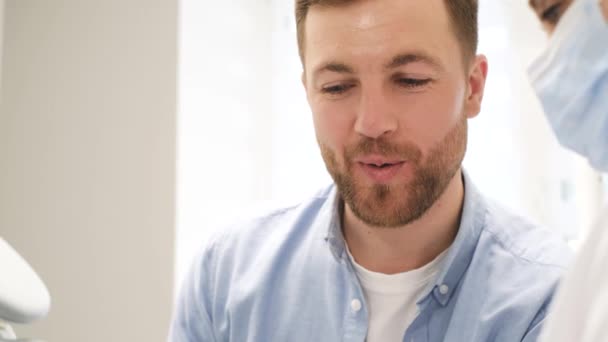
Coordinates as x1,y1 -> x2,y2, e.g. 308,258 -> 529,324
464,55 -> 488,119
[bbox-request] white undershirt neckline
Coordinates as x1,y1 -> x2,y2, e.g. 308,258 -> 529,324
346,245 -> 449,342
348,248 -> 448,295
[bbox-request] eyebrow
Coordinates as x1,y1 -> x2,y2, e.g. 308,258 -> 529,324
529,0 -> 539,9
384,53 -> 443,71
313,62 -> 355,78
529,0 -> 553,11
312,52 -> 443,79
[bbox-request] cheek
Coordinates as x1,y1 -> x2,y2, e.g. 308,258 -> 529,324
396,84 -> 464,146
311,99 -> 355,151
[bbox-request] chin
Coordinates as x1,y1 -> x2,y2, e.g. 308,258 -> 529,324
349,184 -> 417,228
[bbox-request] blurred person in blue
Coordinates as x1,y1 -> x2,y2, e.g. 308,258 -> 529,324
527,0 -> 608,341
169,0 -> 572,341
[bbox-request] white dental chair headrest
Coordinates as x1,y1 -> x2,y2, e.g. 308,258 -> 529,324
0,238 -> 51,324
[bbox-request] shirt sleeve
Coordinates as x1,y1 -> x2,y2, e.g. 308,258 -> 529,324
168,241 -> 220,342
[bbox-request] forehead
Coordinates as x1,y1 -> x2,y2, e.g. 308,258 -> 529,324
303,0 -> 459,70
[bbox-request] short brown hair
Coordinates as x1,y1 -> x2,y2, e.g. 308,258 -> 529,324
295,0 -> 478,64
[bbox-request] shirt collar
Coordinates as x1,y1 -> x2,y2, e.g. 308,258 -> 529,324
323,187 -> 347,261
424,170 -> 486,307
321,169 -> 487,307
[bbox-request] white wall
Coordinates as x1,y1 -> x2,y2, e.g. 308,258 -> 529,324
0,1 -> 177,341
176,0 -> 275,288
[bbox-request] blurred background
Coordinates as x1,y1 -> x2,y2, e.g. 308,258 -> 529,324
1,0 -> 606,341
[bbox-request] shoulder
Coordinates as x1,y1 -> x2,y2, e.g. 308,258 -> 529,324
451,197 -> 574,340
210,184 -> 335,250
187,184 -> 336,280
466,198 -> 573,323
480,198 -> 573,270
176,185 -> 336,322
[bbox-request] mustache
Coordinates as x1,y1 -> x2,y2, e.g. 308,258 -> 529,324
345,137 -> 422,162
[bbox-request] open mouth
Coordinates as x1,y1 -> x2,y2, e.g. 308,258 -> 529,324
357,161 -> 406,183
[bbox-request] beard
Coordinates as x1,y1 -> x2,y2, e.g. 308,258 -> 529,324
319,115 -> 467,228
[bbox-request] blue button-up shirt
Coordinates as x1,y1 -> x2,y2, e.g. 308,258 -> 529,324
170,173 -> 572,342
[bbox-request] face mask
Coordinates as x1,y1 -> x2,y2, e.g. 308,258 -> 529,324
528,0 -> 608,171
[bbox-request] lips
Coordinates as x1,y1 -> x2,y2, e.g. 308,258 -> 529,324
354,155 -> 407,183
362,161 -> 402,168
356,156 -> 405,167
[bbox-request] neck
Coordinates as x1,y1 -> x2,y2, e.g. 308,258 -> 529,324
342,169 -> 464,274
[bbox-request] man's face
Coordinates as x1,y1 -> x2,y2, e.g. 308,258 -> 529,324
529,0 -> 608,34
528,0 -> 575,34
302,0 -> 487,228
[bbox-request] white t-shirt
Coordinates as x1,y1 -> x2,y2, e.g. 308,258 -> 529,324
539,207 -> 608,342
347,248 -> 448,342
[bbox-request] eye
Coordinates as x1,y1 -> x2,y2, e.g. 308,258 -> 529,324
396,78 -> 432,89
541,3 -> 563,24
321,83 -> 355,95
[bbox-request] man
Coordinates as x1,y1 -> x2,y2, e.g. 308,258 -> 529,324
169,1 -> 571,341
527,0 -> 608,341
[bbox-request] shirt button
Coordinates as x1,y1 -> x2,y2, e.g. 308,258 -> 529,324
439,284 -> 449,295
351,299 -> 362,312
